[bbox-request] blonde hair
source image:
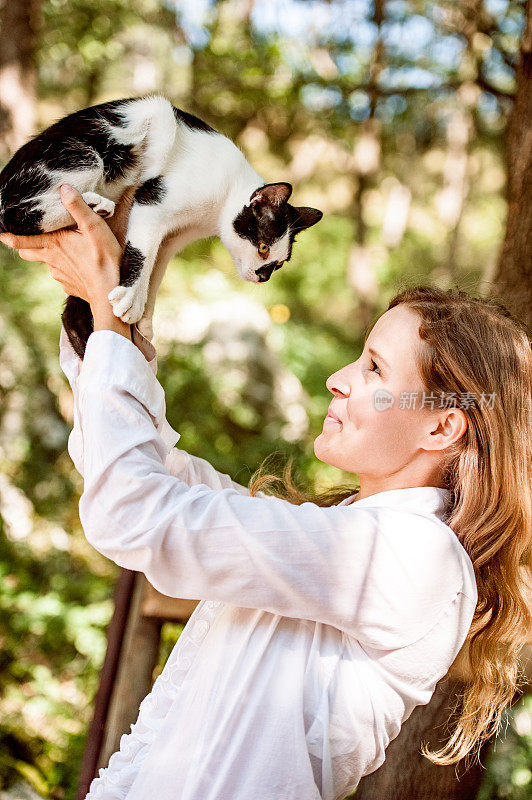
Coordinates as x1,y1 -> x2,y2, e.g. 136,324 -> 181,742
249,284 -> 532,768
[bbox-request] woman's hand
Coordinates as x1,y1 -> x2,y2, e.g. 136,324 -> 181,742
0,184 -> 126,308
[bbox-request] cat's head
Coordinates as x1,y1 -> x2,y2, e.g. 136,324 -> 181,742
223,182 -> 322,282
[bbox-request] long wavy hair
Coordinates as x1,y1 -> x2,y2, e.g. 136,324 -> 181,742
248,284 -> 532,768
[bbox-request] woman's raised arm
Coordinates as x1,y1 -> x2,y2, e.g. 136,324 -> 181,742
59,322 -> 252,496
75,326 -> 469,649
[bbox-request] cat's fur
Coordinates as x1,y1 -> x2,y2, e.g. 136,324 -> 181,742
0,94 -> 323,358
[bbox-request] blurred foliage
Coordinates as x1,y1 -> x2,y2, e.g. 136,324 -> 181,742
0,0 -> 530,797
477,696 -> 532,800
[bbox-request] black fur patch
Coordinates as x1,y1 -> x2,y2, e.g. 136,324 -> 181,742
0,98 -> 138,201
102,143 -> 137,183
0,198 -> 46,234
0,151 -> 53,200
97,102 -> 130,128
41,139 -> 100,173
0,159 -> 52,233
234,203 -> 323,265
52,100 -> 138,181
135,176 -> 166,205
61,295 -> 94,360
172,106 -> 216,134
233,202 -> 292,258
120,242 -> 144,286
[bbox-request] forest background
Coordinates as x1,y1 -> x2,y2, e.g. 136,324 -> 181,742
0,1 -> 530,798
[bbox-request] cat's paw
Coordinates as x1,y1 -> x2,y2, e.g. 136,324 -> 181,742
108,284 -> 148,324
82,192 -> 115,219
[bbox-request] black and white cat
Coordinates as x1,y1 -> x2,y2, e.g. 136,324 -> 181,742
0,94 -> 322,358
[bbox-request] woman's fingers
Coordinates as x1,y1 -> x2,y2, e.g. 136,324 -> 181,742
18,248 -> 48,262
0,184 -> 101,248
45,263 -> 78,297
59,184 -> 105,234
0,231 -> 53,250
16,248 -> 78,296
1,185 -> 122,309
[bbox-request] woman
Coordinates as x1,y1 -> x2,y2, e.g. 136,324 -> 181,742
1,185 -> 530,800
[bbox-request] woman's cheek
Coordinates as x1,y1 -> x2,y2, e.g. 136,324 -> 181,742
346,388 -> 375,428
382,407 -> 419,458
356,392 -> 402,447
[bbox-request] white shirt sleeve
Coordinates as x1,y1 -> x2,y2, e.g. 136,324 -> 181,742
71,328 -> 465,649
59,323 -> 251,495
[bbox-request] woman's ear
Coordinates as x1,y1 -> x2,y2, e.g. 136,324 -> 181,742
425,408 -> 468,452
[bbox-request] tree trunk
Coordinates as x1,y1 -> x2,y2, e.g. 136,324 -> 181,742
491,0 -> 532,330
354,647 -> 530,800
355,677 -> 494,800
0,0 -> 40,159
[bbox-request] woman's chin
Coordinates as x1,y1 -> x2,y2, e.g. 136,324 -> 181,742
313,431 -> 337,460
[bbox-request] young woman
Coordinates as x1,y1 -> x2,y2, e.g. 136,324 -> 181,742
1,185 -> 530,800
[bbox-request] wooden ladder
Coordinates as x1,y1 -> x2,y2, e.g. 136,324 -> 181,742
76,569 -> 198,799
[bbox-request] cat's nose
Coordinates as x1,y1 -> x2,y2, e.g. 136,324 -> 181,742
255,263 -> 277,282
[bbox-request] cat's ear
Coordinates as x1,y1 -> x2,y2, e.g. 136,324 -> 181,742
249,182 -> 292,212
290,206 -> 323,233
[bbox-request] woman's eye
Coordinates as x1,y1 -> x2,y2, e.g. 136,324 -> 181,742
258,242 -> 270,258
368,359 -> 381,376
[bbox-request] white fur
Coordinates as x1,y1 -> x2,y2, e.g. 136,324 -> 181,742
103,96 -> 294,330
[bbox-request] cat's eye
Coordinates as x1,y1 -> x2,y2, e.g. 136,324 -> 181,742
258,242 -> 270,258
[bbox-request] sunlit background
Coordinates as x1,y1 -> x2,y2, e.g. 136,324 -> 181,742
0,1 -> 530,797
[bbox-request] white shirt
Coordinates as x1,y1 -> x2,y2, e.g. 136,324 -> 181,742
59,324 -> 478,800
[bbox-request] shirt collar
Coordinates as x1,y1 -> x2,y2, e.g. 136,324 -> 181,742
338,486 -> 452,522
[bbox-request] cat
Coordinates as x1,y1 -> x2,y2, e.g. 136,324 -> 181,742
0,94 -> 323,358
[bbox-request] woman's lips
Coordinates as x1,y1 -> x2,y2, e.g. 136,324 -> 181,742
324,416 -> 341,426
324,407 -> 342,425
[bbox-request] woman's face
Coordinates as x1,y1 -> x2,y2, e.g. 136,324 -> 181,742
314,304 -> 439,480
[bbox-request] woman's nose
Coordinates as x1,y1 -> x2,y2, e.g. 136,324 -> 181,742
326,371 -> 351,397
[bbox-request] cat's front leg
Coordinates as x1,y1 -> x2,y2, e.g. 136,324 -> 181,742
107,245 -> 151,324
137,226 -> 201,341
108,201 -> 166,325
